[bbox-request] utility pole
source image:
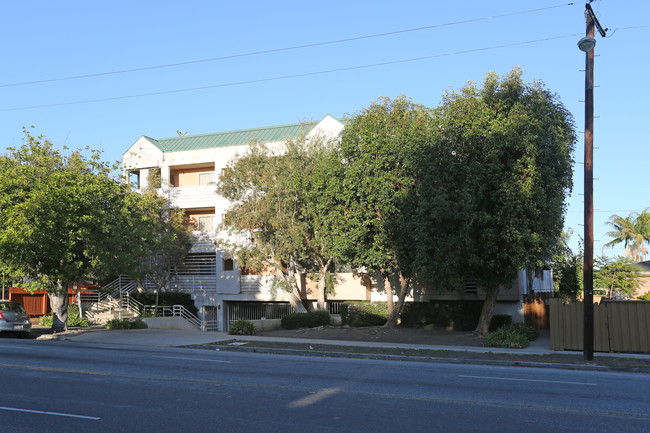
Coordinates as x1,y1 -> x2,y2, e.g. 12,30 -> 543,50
578,1 -> 606,361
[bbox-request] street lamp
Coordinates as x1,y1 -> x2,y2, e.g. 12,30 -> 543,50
579,2 -> 606,362
578,36 -> 596,53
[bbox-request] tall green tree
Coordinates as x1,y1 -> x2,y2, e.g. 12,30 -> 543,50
410,68 -> 576,334
594,256 -> 641,298
133,192 -> 193,312
550,232 -> 584,301
0,131 -> 173,332
217,133 -> 340,312
334,96 -> 433,327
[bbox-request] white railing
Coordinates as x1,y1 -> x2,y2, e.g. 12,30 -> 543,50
164,185 -> 216,209
121,294 -> 144,315
240,275 -> 274,293
202,320 -> 219,332
143,304 -> 203,331
84,275 -> 221,332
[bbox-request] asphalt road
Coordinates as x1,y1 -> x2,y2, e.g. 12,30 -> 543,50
1,337 -> 649,432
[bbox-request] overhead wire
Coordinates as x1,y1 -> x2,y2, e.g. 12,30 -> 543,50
0,3 -> 576,88
0,33 -> 583,112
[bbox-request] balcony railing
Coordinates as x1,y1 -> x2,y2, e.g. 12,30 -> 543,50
161,185 -> 217,208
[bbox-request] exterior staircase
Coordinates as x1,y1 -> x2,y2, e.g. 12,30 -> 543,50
80,275 -> 215,331
81,276 -> 139,324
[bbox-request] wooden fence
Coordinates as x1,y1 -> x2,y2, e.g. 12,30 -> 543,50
523,294 -> 551,329
8,288 -> 77,316
549,299 -> 650,353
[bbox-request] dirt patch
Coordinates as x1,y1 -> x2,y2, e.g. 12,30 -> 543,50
257,325 -> 488,347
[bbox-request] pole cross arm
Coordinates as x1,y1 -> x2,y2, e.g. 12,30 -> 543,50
585,3 -> 608,37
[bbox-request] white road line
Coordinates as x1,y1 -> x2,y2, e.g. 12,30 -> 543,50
153,355 -> 231,363
458,375 -> 597,386
0,406 -> 100,420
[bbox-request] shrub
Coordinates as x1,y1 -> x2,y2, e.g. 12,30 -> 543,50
489,315 -> 512,332
486,323 -> 537,349
39,304 -> 90,327
340,302 -> 388,327
229,319 -> 258,335
399,301 -> 483,330
508,322 -> 538,341
281,311 -> 331,329
105,317 -> 148,330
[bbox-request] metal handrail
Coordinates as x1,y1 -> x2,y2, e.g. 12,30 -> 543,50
172,305 -> 202,329
140,304 -> 203,330
122,294 -> 144,315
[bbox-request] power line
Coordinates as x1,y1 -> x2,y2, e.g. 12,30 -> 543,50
0,3 -> 576,88
0,33 -> 582,112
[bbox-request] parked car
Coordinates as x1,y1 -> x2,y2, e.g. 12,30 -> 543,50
0,300 -> 32,337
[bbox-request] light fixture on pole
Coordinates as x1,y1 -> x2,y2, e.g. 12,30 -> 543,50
578,36 -> 596,53
579,1 -> 606,362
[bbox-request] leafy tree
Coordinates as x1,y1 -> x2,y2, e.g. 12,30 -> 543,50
604,208 -> 650,262
410,68 -> 576,334
217,132 -> 340,313
0,130 -> 172,332
550,234 -> 584,301
334,96 -> 434,327
133,193 -> 192,313
594,256 -> 641,298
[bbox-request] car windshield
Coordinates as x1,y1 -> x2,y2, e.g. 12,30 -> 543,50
0,302 -> 26,314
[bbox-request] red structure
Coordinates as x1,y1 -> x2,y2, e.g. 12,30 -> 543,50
8,287 -> 77,317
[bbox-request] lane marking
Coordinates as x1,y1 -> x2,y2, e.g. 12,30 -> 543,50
0,406 -> 100,420
458,374 -> 597,386
0,363 -> 111,376
152,355 -> 231,363
2,362 -> 647,419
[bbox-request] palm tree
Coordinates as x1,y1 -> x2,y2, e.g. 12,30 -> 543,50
635,207 -> 650,261
604,209 -> 650,262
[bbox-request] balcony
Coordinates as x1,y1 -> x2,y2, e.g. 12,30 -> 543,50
161,185 -> 217,209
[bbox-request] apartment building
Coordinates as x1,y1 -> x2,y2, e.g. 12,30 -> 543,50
122,115 -> 364,330
123,115 -> 553,331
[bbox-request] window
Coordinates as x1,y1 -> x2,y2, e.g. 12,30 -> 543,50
198,172 -> 213,186
198,215 -> 214,231
464,281 -> 478,295
223,258 -> 234,271
129,171 -> 140,189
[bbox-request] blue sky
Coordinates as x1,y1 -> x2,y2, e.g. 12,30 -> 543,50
1,1 -> 648,258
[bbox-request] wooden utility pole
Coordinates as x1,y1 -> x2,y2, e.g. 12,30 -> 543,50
581,1 -> 606,361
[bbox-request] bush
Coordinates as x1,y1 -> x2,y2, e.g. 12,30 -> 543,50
489,315 -> 512,332
486,323 -> 537,349
340,302 -> 388,327
229,319 -> 258,335
105,317 -> 148,330
39,304 -> 90,327
281,311 -> 331,329
508,322 -> 538,341
399,301 -> 484,330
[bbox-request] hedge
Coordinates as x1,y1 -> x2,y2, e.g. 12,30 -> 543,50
129,292 -> 198,315
340,302 -> 388,327
342,301 -> 514,331
281,311 -> 331,329
399,301 -> 484,330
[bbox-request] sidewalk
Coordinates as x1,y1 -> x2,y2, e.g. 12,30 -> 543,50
39,326 -> 650,362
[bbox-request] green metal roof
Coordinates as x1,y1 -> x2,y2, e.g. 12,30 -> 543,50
147,121 -> 320,153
